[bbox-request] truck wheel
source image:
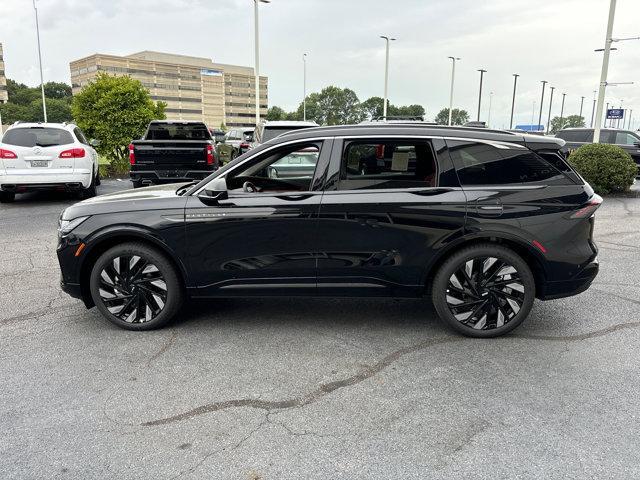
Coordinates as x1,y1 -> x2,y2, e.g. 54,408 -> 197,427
0,191 -> 16,203
132,180 -> 143,189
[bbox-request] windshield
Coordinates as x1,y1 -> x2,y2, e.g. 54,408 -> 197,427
147,123 -> 212,141
2,127 -> 75,147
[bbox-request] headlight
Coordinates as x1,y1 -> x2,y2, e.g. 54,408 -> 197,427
58,216 -> 90,235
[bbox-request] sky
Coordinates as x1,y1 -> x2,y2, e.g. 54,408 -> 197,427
1,0 -> 639,129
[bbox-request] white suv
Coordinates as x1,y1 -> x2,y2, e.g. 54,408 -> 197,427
0,122 -> 100,202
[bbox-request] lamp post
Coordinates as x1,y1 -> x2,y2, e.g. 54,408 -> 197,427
487,91 -> 494,128
302,53 -> 307,121
590,90 -> 597,127
253,0 -> 270,127
509,73 -> 519,129
380,36 -> 396,119
593,0 -> 616,142
538,80 -> 548,132
33,0 -> 47,122
560,93 -> 566,129
447,56 -> 460,126
605,102 -> 609,128
546,86 -> 555,134
579,96 -> 585,119
477,69 -> 487,122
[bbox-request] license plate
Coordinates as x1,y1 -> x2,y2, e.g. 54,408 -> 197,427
31,161 -> 49,167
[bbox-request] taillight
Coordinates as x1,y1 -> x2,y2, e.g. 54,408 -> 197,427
0,148 -> 17,159
59,148 -> 86,158
570,195 -> 603,219
239,142 -> 249,149
129,144 -> 135,165
206,144 -> 215,165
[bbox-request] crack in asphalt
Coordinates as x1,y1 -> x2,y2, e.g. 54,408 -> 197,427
0,302 -> 78,326
146,330 -> 180,367
141,336 -> 464,427
141,310 -> 640,428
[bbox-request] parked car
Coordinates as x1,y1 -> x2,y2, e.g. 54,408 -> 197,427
129,121 -> 218,188
556,128 -> 640,172
0,122 -> 100,202
209,129 -> 227,144
216,128 -> 254,164
251,120 -> 318,148
57,124 -> 600,337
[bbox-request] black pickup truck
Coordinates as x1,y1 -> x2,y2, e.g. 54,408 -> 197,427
129,121 -> 219,188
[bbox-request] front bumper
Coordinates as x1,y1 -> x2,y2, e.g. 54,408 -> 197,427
538,257 -> 599,300
130,168 -> 215,185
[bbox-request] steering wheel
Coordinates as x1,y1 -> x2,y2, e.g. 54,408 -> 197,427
242,181 -> 261,193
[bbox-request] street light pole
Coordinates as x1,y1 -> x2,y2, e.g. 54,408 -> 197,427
253,0 -> 270,127
487,92 -> 493,128
477,69 -> 487,122
605,102 -> 609,128
560,93 -> 566,129
579,96 -> 585,119
590,90 -> 597,127
593,0 -> 616,143
302,53 -> 307,121
546,86 -> 555,134
538,80 -> 548,132
447,56 -> 460,126
509,73 -> 519,129
380,36 -> 396,119
33,0 -> 47,122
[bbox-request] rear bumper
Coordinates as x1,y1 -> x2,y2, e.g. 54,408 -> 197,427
538,257 -> 599,300
130,169 -> 215,184
1,171 -> 92,190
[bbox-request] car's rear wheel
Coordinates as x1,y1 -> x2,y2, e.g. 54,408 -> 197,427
78,169 -> 97,199
0,191 -> 15,203
89,243 -> 183,330
432,244 -> 535,338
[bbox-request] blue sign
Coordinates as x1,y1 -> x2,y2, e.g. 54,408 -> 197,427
200,68 -> 223,77
515,124 -> 544,132
607,109 -> 624,119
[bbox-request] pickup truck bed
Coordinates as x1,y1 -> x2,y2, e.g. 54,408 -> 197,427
129,121 -> 218,187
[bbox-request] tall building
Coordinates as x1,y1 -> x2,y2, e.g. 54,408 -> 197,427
70,51 -> 267,128
0,43 -> 8,103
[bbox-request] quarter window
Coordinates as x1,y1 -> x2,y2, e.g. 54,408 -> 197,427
615,132 -> 639,145
338,140 -> 438,190
448,140 -> 570,186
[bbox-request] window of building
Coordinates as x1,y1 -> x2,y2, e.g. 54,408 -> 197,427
338,140 -> 438,191
448,140 -> 571,186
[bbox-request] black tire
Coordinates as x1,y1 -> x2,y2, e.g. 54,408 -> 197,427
230,150 -> 238,160
89,242 -> 184,331
0,191 -> 15,203
431,243 -> 535,338
95,169 -> 101,186
132,180 -> 143,189
78,169 -> 97,199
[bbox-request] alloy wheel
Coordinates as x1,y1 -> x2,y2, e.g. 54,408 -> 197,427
97,255 -> 168,323
445,256 -> 525,330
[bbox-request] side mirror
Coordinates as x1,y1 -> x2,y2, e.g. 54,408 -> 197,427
89,139 -> 101,147
634,141 -> 640,147
198,190 -> 228,206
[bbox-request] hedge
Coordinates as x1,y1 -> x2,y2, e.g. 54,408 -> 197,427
568,143 -> 637,194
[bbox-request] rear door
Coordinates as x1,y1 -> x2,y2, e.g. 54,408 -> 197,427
0,127 -> 78,177
315,136 -> 466,297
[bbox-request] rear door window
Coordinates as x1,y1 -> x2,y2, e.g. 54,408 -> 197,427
338,140 -> 439,190
615,132 -> 640,145
2,127 -> 74,147
557,130 -> 591,142
448,140 -> 572,186
73,127 -> 88,145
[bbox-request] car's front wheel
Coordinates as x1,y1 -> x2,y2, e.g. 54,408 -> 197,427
89,242 -> 184,330
432,244 -> 535,338
0,190 -> 15,203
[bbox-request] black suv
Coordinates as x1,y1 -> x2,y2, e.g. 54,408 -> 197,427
556,128 -> 640,172
57,125 -> 600,337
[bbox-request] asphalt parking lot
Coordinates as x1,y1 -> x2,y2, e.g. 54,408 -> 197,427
1,179 -> 639,480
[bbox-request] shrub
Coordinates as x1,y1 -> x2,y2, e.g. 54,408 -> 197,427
568,143 -> 637,194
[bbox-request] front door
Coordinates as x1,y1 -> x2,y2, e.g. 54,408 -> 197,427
315,136 -> 467,297
185,139 -> 332,297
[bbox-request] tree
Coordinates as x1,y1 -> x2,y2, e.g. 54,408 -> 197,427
550,115 -> 585,134
434,108 -> 469,125
43,82 -> 72,99
0,78 -> 73,124
360,97 -> 426,120
295,86 -> 364,125
360,96 -> 385,120
266,106 -> 287,121
71,73 -> 165,165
